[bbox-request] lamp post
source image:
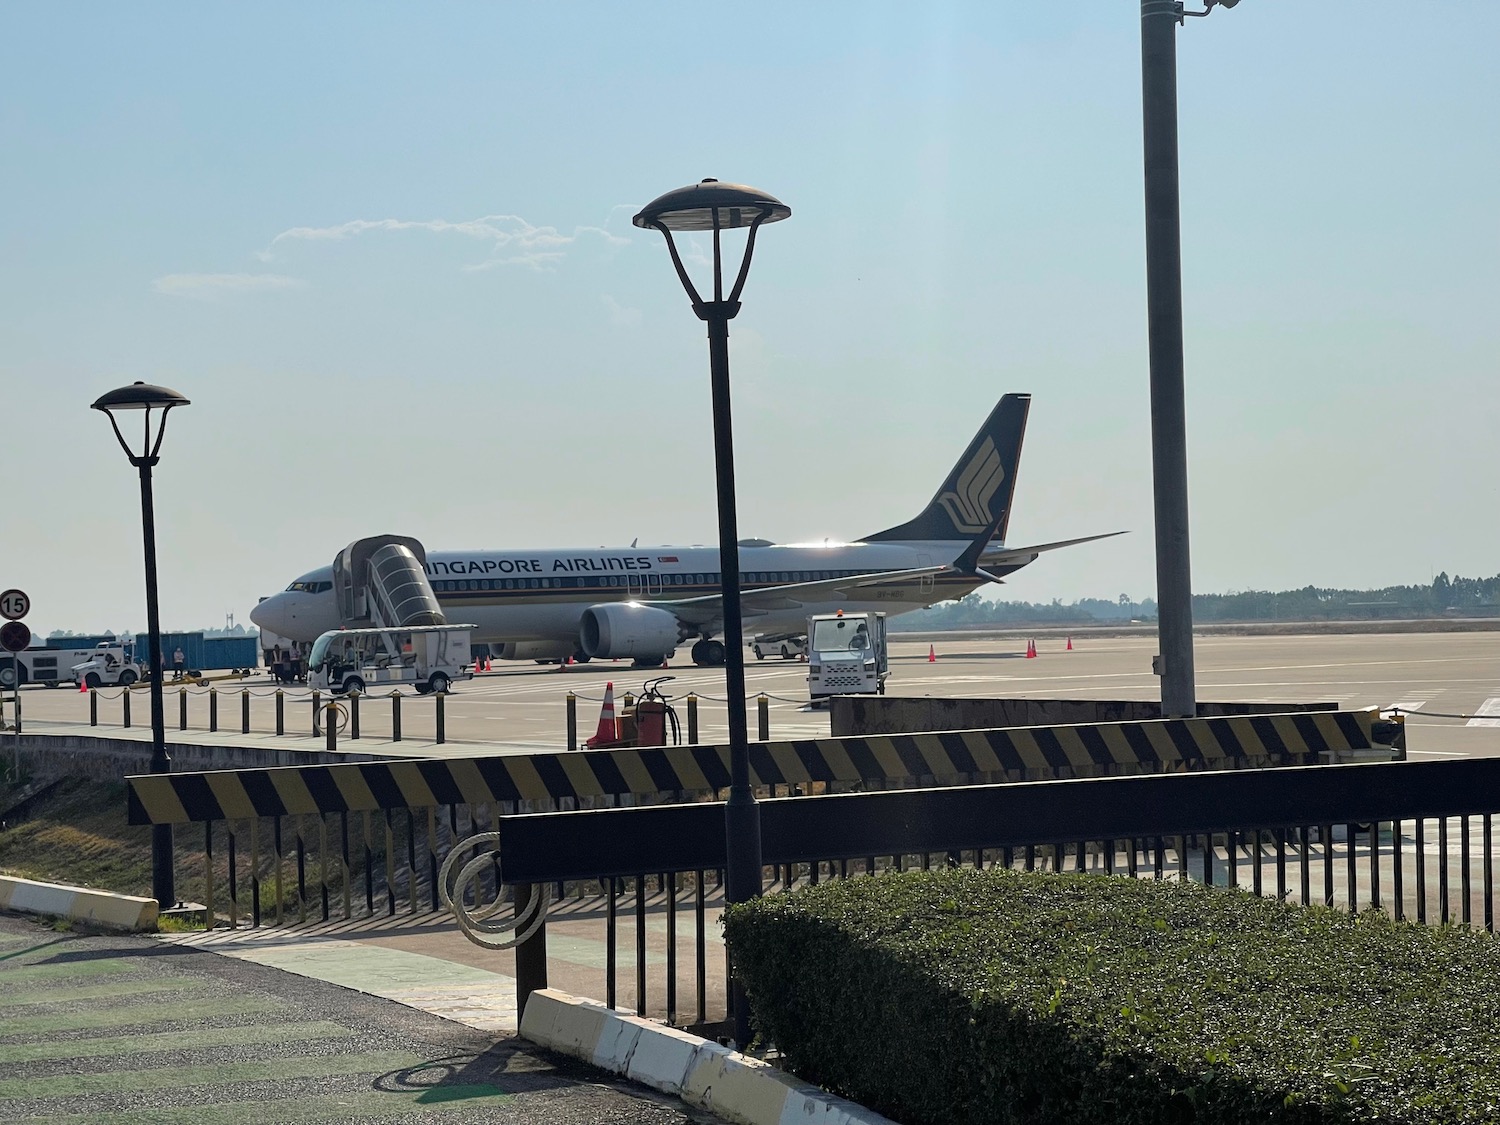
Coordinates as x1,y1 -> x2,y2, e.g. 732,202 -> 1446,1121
1141,0 -> 1237,717
93,381 -> 191,908
634,179 -> 789,1045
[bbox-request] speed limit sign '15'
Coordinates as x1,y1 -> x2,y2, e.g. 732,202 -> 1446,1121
0,589 -> 29,621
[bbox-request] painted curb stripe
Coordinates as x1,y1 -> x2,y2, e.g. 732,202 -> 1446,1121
520,988 -> 896,1125
126,710 -> 1386,825
687,746 -> 733,790
1292,713 -> 1332,756
0,876 -> 157,932
298,766 -> 348,814
1163,720 -> 1208,766
959,730 -> 1003,773
936,732 -> 980,775
207,771 -> 260,820
1208,717 -> 1248,760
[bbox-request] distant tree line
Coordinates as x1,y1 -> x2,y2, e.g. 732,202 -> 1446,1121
47,623 -> 251,641
895,571 -> 1500,630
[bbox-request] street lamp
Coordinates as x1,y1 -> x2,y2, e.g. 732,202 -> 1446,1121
634,179 -> 789,1044
93,380 -> 190,908
1139,0 -> 1239,717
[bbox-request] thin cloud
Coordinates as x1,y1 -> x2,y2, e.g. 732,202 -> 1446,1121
602,294 -> 642,327
152,273 -> 307,299
257,213 -> 630,271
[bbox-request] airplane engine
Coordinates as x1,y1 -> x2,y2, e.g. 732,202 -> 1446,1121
579,603 -> 682,660
492,641 -> 575,662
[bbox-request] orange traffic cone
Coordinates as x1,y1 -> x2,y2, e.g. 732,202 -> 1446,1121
78,678 -> 88,693
485,658 -> 492,671
928,644 -> 937,663
585,682 -> 618,748
1066,636 -> 1073,652
1025,639 -> 1037,659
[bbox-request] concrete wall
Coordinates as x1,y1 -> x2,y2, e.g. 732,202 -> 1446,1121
830,697 -> 1340,737
14,732 -> 377,784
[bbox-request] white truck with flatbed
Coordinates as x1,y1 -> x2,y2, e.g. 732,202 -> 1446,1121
751,633 -> 806,661
2,643 -> 131,688
308,624 -> 476,696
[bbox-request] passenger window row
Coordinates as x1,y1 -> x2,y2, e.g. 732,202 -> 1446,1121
428,570 -> 864,594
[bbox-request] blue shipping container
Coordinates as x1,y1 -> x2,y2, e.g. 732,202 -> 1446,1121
203,636 -> 260,671
156,633 -> 206,672
44,632 -> 258,672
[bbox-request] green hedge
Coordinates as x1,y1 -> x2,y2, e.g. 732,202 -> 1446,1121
723,868 -> 1500,1124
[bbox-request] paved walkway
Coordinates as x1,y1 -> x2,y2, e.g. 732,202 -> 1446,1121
0,913 -> 716,1124
162,890 -> 730,1031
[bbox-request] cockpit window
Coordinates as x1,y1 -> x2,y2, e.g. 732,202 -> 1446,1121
285,580 -> 333,593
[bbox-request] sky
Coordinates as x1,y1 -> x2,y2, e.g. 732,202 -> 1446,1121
2,3 -> 1496,637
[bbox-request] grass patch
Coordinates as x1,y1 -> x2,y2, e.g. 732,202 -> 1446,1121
0,778 -> 153,896
725,867 -> 1500,1125
156,914 -> 206,934
1,774 -> 424,918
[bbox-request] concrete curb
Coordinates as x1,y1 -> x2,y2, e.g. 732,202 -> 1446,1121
0,875 -> 158,931
519,988 -> 896,1125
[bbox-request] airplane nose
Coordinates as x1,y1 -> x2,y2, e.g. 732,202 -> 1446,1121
249,595 -> 289,636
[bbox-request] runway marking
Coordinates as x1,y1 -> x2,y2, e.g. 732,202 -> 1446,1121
1387,700 -> 1426,712
1467,698 -> 1500,728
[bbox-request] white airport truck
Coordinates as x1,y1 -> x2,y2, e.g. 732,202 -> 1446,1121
69,643 -> 148,689
2,643 -> 132,688
307,624 -> 476,696
751,633 -> 807,661
806,611 -> 888,704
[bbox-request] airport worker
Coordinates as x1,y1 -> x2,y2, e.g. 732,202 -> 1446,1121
172,646 -> 185,681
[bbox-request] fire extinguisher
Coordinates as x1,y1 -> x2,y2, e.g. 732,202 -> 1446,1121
633,676 -> 682,747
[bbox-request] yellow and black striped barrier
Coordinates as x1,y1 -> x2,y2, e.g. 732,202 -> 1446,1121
127,707 -> 1393,826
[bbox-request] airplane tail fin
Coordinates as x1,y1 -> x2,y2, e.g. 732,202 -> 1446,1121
863,393 -> 1031,543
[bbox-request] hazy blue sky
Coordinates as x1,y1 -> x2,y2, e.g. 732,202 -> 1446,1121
3,3 -> 1495,635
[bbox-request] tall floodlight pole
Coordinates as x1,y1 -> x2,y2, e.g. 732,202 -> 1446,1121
93,381 -> 191,908
1142,0 -> 1229,717
634,179 -> 790,1046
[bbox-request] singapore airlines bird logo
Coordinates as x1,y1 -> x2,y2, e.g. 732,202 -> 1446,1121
937,437 -> 1005,535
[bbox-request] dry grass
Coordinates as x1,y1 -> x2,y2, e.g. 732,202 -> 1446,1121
0,777 -> 154,896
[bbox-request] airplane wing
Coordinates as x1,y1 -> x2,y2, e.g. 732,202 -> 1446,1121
980,530 -> 1127,566
659,565 -> 950,628
656,514 -> 1011,629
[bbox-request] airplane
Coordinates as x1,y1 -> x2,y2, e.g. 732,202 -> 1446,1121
249,393 -> 1122,668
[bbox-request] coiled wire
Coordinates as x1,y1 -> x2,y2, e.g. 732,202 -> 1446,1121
437,831 -> 550,949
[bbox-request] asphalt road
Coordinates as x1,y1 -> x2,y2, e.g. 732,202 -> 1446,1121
6,627 -> 1500,1096
15,630 -> 1500,760
0,912 -> 720,1125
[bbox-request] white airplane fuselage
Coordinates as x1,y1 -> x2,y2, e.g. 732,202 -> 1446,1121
253,539 -> 1000,649
249,394 -> 1123,657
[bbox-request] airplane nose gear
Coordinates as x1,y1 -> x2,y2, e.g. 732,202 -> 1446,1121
438,831 -> 551,950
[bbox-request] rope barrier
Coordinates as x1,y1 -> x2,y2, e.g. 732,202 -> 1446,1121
1387,707 -> 1495,722
568,690 -> 806,705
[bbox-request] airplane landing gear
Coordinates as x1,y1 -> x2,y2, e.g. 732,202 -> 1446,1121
690,639 -> 726,667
